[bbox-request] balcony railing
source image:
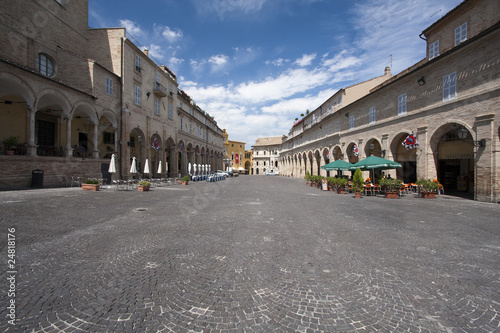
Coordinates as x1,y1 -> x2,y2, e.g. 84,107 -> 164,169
153,82 -> 167,97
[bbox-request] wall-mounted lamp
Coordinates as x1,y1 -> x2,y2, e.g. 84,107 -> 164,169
146,92 -> 151,98
345,113 -> 349,118
417,77 -> 425,86
381,150 -> 386,157
457,128 -> 486,148
137,135 -> 142,142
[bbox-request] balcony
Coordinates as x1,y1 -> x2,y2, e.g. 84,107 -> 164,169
153,82 -> 167,97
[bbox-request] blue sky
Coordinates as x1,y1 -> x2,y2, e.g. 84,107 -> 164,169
88,0 -> 462,146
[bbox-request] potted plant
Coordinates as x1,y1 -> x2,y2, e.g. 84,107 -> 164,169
138,180 -> 151,191
3,136 -> 18,155
82,178 -> 100,191
352,168 -> 364,198
336,177 -> 348,194
179,175 -> 190,185
379,178 -> 402,198
416,179 -> 440,199
326,177 -> 336,191
304,171 -> 311,185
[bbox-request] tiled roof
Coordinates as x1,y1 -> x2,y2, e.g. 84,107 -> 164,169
253,137 -> 283,146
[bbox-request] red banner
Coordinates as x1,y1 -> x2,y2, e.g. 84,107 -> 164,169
235,154 -> 239,164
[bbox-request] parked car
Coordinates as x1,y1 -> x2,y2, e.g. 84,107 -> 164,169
266,170 -> 279,176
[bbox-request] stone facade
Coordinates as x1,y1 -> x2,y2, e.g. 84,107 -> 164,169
0,0 -> 224,189
252,137 -> 283,175
222,129 -> 252,173
279,0 -> 499,202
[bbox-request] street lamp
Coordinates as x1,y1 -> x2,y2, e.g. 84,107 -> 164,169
457,128 -> 486,148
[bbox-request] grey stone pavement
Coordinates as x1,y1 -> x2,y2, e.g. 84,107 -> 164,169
0,176 -> 499,332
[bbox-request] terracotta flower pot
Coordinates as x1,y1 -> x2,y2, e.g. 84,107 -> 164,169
82,184 -> 100,191
138,185 -> 150,191
421,192 -> 436,199
337,188 -> 346,194
355,192 -> 362,198
384,191 -> 398,199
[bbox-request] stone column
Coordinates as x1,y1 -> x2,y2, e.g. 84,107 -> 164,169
27,107 -> 37,156
474,113 -> 495,202
416,126 -> 431,181
65,117 -> 73,157
92,122 -> 99,159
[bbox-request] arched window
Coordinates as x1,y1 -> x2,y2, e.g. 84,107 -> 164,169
36,53 -> 54,77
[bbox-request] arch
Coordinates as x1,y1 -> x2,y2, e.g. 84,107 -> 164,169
129,128 -> 146,177
150,133 -> 162,177
98,114 -> 117,159
364,137 -> 383,157
0,72 -> 36,107
346,142 -> 359,164
165,137 -> 176,177
390,131 -> 417,183
178,140 -> 186,176
429,122 -> 475,197
333,145 -> 343,160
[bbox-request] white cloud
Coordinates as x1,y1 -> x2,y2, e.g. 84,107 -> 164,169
145,44 -> 165,60
191,0 -> 268,20
209,54 -> 229,66
161,26 -> 183,43
294,53 -> 316,67
119,19 -> 143,36
266,58 -> 289,67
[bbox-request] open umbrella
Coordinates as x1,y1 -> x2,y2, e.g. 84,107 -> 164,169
130,157 -> 137,174
108,154 -> 117,173
349,155 -> 402,171
144,159 -> 150,175
349,155 -> 402,182
157,161 -> 162,174
321,159 -> 353,171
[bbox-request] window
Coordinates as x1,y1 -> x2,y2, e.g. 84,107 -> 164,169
349,115 -> 354,130
338,95 -> 342,107
168,103 -> 173,119
455,22 -> 467,46
189,123 -> 192,134
36,53 -> 54,77
134,85 -> 140,105
180,118 -> 183,131
180,101 -> 183,110
443,72 -> 457,102
135,55 -> 141,72
169,84 -> 173,95
429,40 -> 439,60
103,131 -> 114,144
155,71 -> 160,83
105,77 -> 113,95
369,107 -> 376,124
335,120 -> 340,133
154,98 -> 160,115
398,94 -> 407,115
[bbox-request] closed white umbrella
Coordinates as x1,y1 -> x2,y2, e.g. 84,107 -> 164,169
144,159 -> 150,175
188,162 -> 192,175
193,164 -> 197,175
108,154 -> 117,173
157,161 -> 162,174
130,157 -> 137,174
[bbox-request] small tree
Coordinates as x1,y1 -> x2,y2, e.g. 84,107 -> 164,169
352,168 -> 364,193
306,109 -> 310,115
300,113 -> 304,117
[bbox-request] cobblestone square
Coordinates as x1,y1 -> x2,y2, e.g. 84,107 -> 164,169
0,176 -> 499,332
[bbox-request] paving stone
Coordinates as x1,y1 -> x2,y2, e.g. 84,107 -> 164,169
0,177 -> 499,332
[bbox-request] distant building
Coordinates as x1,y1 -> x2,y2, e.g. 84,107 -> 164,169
222,129 -> 252,173
252,137 -> 283,175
